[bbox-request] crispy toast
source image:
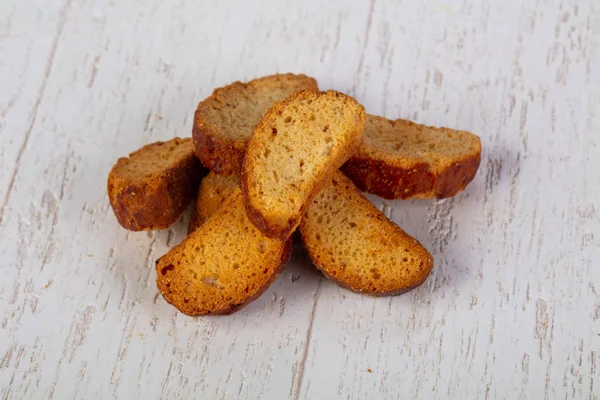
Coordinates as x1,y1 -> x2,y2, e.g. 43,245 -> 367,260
188,172 -> 240,234
241,90 -> 365,240
341,115 -> 481,199
299,172 -> 433,295
107,138 -> 205,231
193,73 -> 318,176
156,188 -> 292,316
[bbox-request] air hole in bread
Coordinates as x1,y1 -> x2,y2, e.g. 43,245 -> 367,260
349,222 -> 357,228
370,268 -> 381,280
323,125 -> 329,132
201,275 -> 221,288
264,148 -> 270,157
271,127 -> 277,136
340,259 -> 348,270
232,263 -> 240,270
161,264 -> 175,275
284,116 -> 292,123
324,136 -> 333,143
257,241 -> 267,253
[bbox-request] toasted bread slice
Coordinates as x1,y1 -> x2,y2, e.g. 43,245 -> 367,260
193,73 -> 318,176
188,172 -> 240,234
299,172 -> 433,296
108,138 -> 205,231
156,187 -> 292,316
242,90 -> 366,240
341,115 -> 481,199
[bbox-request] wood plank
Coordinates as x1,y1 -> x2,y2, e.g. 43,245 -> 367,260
300,1 -> 600,399
0,0 -> 70,225
0,0 -> 598,398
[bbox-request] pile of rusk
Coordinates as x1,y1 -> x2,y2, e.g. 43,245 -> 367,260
108,74 -> 481,316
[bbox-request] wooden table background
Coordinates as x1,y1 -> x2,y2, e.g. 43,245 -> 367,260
1,0 -> 599,399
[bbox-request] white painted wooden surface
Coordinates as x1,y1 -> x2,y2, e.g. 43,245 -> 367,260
1,0 -> 599,398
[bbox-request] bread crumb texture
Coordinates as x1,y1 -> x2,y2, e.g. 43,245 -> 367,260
188,172 -> 240,234
193,73 -> 318,175
242,89 -> 366,239
300,172 -> 434,295
156,188 -> 291,316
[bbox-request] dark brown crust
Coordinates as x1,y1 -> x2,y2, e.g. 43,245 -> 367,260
107,139 -> 206,231
340,157 -> 434,200
192,109 -> 246,176
241,90 -> 365,240
433,151 -> 482,198
341,150 -> 481,200
156,238 -> 292,316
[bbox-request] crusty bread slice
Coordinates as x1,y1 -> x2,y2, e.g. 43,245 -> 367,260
241,90 -> 366,240
156,187 -> 292,316
188,172 -> 240,234
299,171 -> 433,296
193,73 -> 318,176
108,138 -> 205,231
341,115 -> 481,199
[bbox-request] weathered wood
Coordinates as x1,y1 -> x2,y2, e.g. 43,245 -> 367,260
1,0 -> 598,399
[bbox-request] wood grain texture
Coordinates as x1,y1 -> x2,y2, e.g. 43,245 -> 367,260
0,0 -> 598,399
